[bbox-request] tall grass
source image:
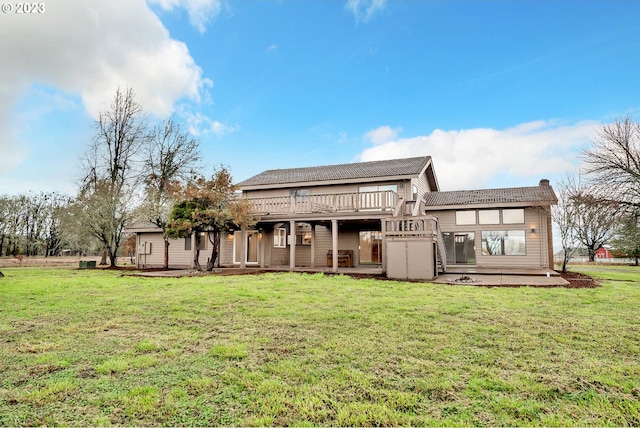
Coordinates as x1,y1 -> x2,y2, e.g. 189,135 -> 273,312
1,267 -> 638,426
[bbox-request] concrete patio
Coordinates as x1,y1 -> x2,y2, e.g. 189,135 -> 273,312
135,265 -> 569,286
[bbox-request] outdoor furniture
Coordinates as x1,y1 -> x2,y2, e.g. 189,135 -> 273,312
327,250 -> 354,268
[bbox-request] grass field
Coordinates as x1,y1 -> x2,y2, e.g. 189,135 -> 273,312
0,267 -> 639,426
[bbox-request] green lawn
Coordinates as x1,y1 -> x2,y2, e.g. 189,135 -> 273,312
0,267 -> 639,426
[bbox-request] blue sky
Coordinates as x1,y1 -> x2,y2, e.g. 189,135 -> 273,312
1,0 -> 639,195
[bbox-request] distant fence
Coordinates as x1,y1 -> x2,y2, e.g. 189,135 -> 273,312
555,257 -> 637,265
0,256 -> 133,268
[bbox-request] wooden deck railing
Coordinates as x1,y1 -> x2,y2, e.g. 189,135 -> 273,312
246,190 -> 399,215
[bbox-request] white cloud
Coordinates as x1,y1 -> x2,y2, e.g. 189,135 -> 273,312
345,0 -> 387,23
0,0 -> 215,175
265,43 -> 279,55
364,125 -> 401,145
358,120 -> 600,190
178,106 -> 239,137
149,0 -> 222,33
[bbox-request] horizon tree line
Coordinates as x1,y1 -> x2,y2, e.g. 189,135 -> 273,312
2,88 -> 639,271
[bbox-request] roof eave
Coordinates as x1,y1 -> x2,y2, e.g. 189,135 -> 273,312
422,158 -> 439,191
124,227 -> 163,233
239,173 -> 424,191
423,200 -> 557,210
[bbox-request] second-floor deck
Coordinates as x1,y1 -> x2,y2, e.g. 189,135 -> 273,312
246,190 -> 400,216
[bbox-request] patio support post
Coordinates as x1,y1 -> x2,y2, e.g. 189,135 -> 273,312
310,223 -> 316,269
136,233 -> 141,269
289,220 -> 296,269
259,228 -> 265,268
190,231 -> 196,269
381,219 -> 386,275
331,219 -> 338,273
239,226 -> 246,269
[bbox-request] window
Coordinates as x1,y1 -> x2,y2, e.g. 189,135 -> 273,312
443,232 -> 476,264
456,211 -> 476,225
295,232 -> 312,246
411,184 -> 419,200
290,189 -> 310,198
481,230 -> 526,256
274,228 -> 286,248
359,184 -> 398,193
184,236 -> 191,251
479,210 -> 500,225
503,209 -> 525,224
291,189 -> 310,210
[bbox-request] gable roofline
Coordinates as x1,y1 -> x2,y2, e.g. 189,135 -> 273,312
423,179 -> 557,210
237,156 -> 438,191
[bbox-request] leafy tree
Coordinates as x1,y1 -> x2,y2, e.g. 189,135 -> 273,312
139,118 -> 201,269
79,86 -> 149,267
582,115 -> 640,209
612,211 -> 640,266
167,167 -> 256,271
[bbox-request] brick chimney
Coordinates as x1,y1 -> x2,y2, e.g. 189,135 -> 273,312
539,179 -> 550,187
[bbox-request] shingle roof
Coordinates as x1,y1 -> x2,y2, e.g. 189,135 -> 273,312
237,156 -> 431,188
423,182 -> 557,208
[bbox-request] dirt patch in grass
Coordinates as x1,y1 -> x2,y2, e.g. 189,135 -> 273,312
560,271 -> 600,288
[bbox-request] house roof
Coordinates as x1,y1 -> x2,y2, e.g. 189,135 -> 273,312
124,222 -> 161,233
237,156 -> 437,190
423,180 -> 557,209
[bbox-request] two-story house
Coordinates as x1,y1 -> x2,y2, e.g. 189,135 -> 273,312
128,156 -> 557,279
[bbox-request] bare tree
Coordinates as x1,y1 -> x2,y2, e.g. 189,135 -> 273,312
41,193 -> 71,257
560,175 -> 622,262
581,115 -> 640,209
0,192 -> 71,257
552,177 -> 581,273
79,86 -> 149,267
139,118 -> 201,269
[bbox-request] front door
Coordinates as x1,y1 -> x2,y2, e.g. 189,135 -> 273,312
234,231 -> 260,264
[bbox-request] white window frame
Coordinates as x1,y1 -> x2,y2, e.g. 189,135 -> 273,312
503,209 -> 525,224
274,228 -> 287,248
479,210 -> 500,225
456,211 -> 476,225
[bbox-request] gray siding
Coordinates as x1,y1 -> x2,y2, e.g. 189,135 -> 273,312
137,233 -> 193,269
434,207 -> 549,268
411,170 -> 431,200
258,224 -> 363,267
